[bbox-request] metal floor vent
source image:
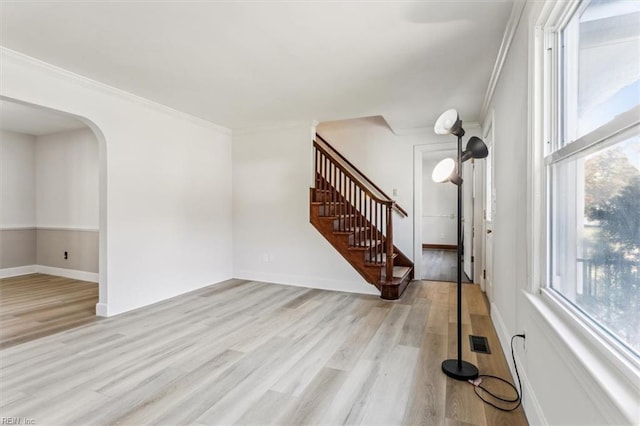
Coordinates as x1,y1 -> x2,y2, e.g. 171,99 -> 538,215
469,335 -> 491,354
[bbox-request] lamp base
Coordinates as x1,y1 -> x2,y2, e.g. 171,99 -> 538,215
441,359 -> 479,381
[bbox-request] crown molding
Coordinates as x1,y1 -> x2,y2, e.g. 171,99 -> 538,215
0,47 -> 232,136
232,120 -> 318,136
392,121 -> 481,136
479,0 -> 528,123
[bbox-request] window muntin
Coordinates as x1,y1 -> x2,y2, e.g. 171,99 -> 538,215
549,0 -> 640,358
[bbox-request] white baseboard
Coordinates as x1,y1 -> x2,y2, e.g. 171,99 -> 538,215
0,265 -> 37,278
491,302 -> 547,426
513,351 -> 548,426
490,302 -> 511,358
95,303 -> 109,317
0,265 -> 98,283
35,265 -> 98,283
234,270 -> 378,296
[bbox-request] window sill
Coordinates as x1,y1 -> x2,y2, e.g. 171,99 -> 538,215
524,289 -> 640,424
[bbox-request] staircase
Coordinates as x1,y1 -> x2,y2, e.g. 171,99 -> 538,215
310,134 -> 414,300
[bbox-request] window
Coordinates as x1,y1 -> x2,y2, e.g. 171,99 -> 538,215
547,0 -> 640,358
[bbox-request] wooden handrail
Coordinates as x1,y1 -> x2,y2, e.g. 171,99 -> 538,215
316,134 -> 408,217
314,142 -> 393,208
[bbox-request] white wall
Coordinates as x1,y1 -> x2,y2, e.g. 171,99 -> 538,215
36,128 -> 98,229
0,129 -> 36,227
1,48 -> 233,316
422,156 -> 456,245
487,2 -> 635,425
232,123 -> 377,295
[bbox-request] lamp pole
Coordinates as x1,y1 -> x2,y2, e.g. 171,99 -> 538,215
456,133 -> 463,369
433,109 -> 486,380
441,134 -> 479,381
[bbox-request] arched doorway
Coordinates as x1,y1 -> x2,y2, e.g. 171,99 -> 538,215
0,96 -> 108,331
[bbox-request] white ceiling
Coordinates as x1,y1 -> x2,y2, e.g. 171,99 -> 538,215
0,1 -> 514,131
0,100 -> 87,136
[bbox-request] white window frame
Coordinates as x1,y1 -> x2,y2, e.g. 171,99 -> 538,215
528,1 -> 640,422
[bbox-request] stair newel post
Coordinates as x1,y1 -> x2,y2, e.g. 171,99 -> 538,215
385,202 -> 393,282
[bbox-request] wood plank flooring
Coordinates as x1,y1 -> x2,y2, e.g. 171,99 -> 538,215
422,249 -> 471,283
0,274 -> 99,349
0,277 -> 528,425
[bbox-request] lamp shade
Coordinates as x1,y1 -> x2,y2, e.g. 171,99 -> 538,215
434,109 -> 464,136
461,136 -> 489,162
432,158 -> 462,185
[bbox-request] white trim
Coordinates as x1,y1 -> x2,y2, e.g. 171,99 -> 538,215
480,110 -> 495,296
491,301 -> 512,364
35,265 -> 98,283
491,302 -> 548,426
0,47 -> 231,136
526,291 -> 639,425
0,264 -> 98,283
514,352 -> 548,426
0,226 -> 36,231
0,226 -> 99,232
95,302 -> 109,317
34,226 -> 100,232
546,108 -> 640,165
233,271 -> 378,296
0,265 -> 37,278
480,0 -> 528,122
527,11 -> 548,294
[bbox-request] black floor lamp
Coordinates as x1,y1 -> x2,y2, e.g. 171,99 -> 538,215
432,109 -> 488,381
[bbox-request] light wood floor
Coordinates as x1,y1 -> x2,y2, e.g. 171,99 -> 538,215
0,277 -> 527,426
421,249 -> 472,283
0,274 -> 99,349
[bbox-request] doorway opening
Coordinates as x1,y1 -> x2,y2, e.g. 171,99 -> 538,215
414,132 -> 484,285
0,98 -> 106,346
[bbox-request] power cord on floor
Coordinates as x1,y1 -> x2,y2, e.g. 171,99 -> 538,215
468,334 -> 525,412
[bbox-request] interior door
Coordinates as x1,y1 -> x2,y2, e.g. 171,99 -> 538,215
483,124 -> 495,302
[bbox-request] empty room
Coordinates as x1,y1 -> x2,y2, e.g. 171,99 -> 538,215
0,1 -> 638,425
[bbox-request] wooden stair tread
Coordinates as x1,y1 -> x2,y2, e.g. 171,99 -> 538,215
318,214 -> 358,219
311,201 -> 347,206
392,266 -> 411,278
347,240 -> 383,250
380,266 -> 412,282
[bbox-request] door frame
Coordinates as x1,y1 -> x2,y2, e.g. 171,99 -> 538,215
481,110 -> 495,299
413,142 -> 457,280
